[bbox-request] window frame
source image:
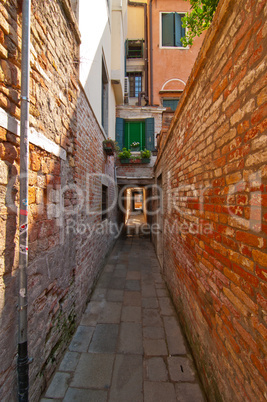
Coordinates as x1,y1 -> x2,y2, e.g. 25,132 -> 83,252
159,12 -> 188,49
162,98 -> 180,111
127,72 -> 143,98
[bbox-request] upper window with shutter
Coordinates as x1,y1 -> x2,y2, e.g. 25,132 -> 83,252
161,12 -> 186,48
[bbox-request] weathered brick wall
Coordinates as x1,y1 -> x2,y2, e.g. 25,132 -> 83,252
0,1 -> 117,400
74,88 -> 118,318
116,157 -> 156,179
154,0 -> 266,400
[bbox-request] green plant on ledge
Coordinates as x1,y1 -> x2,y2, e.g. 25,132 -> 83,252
118,147 -> 132,159
141,149 -> 151,159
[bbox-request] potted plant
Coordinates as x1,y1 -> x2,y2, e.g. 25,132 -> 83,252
103,138 -> 119,155
130,155 -> 142,163
141,149 -> 151,163
130,141 -> 140,152
118,147 -> 132,163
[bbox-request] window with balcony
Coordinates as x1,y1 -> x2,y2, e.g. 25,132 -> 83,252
126,40 -> 143,59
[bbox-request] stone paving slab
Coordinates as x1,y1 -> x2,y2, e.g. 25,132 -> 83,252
63,388 -> 107,402
121,305 -> 142,322
42,237 -> 207,401
117,322 -> 143,354
106,289 -> 124,302
59,351 -> 80,372
70,353 -> 115,389
168,356 -> 196,382
144,381 -> 177,402
144,357 -> 168,381
68,326 -> 94,352
175,383 -> 206,402
108,354 -> 143,402
89,324 -> 119,353
143,339 -> 168,356
45,373 -> 70,399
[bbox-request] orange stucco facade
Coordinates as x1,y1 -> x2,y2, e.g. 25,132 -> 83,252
148,0 -> 205,106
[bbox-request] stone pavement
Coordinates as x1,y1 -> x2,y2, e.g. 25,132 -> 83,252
41,236 -> 206,402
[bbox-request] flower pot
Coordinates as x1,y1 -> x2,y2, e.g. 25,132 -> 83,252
104,147 -> 114,155
103,141 -> 115,155
120,158 -> 130,164
141,158 -> 150,164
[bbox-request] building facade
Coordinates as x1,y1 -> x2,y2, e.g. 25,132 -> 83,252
148,0 -> 204,108
115,0 -> 204,227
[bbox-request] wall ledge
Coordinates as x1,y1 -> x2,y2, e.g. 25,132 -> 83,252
0,108 -> 66,160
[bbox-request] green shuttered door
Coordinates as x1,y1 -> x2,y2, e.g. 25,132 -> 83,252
124,121 -> 145,150
116,118 -> 155,151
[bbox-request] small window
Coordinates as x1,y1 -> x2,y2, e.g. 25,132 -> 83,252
126,40 -> 143,59
102,185 -> 108,221
127,72 -> 142,97
162,98 -> 180,111
161,13 -> 185,48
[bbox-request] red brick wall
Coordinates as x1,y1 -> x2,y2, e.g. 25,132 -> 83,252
74,88 -> 118,318
0,1 -> 118,400
154,0 -> 267,400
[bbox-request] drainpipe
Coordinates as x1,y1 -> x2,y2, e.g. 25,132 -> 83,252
149,0 -> 153,105
144,3 -> 148,103
18,0 -> 31,401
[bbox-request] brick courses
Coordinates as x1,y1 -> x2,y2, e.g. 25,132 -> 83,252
154,0 -> 267,400
0,1 -> 117,401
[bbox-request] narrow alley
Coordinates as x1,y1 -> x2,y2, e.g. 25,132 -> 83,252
41,236 -> 206,402
0,0 -> 266,400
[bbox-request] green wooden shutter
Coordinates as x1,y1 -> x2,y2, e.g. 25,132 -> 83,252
162,13 -> 174,46
175,13 -> 185,47
145,118 -> 154,151
116,117 -> 124,150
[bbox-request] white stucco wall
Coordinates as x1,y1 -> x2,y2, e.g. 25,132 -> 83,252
79,0 -> 112,136
78,0 -> 127,139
